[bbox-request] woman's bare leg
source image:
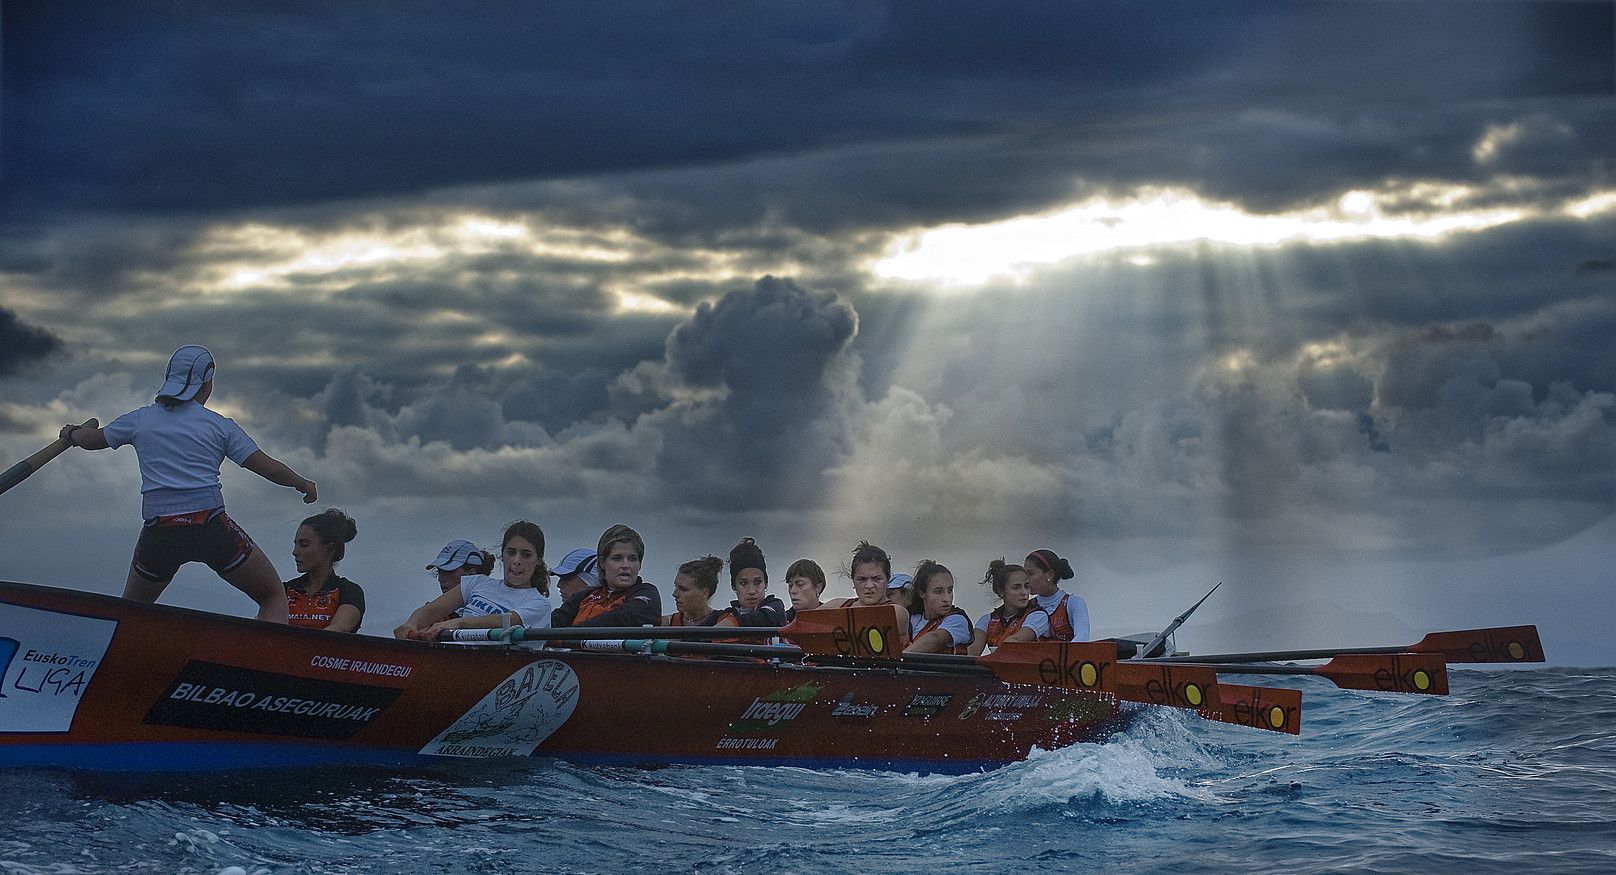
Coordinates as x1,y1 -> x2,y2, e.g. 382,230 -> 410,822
121,566 -> 168,602
221,546 -> 289,623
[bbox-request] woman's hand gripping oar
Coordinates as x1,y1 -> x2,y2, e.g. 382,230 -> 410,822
0,418 -> 98,497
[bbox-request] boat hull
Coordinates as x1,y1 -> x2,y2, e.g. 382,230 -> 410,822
0,581 -> 1121,773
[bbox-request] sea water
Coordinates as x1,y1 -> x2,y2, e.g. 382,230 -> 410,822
2,668 -> 1613,874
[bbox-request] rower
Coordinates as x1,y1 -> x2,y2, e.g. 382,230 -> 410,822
886,572 -> 914,611
427,538 -> 494,595
283,508 -> 365,632
56,345 -> 316,623
1025,548 -> 1089,642
826,540 -> 897,609
393,521 -> 553,640
966,559 -> 1049,656
662,556 -> 741,641
720,537 -> 787,628
903,560 -> 972,654
783,558 -> 827,621
550,548 -> 600,602
552,524 -> 662,627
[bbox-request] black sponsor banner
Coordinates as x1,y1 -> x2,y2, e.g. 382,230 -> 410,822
144,660 -> 402,740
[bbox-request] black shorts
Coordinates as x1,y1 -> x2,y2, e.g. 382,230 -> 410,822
131,508 -> 258,584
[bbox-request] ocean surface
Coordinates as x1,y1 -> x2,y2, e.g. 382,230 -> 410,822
2,668 -> 1613,874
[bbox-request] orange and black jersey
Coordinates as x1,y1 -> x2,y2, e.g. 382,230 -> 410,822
284,574 -> 365,630
554,578 -> 661,627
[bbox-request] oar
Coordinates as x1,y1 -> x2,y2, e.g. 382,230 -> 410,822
0,418 -> 97,497
1171,652 -> 1449,696
979,640 -> 1221,710
439,625 -> 781,642
1140,624 -> 1544,664
1135,581 -> 1221,658
1201,683 -> 1302,734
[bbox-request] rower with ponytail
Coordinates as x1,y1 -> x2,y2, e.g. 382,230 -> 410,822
966,559 -> 1050,656
1023,548 -> 1088,641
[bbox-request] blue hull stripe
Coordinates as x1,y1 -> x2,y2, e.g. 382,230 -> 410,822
0,742 -> 1006,775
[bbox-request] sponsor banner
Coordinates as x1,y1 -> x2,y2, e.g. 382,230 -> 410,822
144,661 -> 401,740
726,682 -> 821,736
0,603 -> 117,734
421,660 -> 579,758
902,692 -> 953,719
829,692 -> 878,719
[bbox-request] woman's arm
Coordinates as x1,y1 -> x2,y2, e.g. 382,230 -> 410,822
905,628 -> 953,654
1003,626 -> 1039,644
242,450 -> 318,503
966,627 -> 989,657
326,604 -> 363,634
393,588 -> 465,639
419,610 -> 523,639
60,424 -> 110,450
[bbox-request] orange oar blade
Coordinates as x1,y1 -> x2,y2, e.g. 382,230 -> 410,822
1200,683 -> 1302,735
1318,653 -> 1448,695
1410,625 -> 1544,663
982,642 -> 1218,709
779,605 -> 907,658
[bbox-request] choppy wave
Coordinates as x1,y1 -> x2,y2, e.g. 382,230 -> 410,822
2,668 -> 1614,874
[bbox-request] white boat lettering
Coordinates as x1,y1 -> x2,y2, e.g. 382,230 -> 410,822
740,698 -> 805,726
310,655 -> 413,678
167,683 -> 378,720
716,737 -> 778,750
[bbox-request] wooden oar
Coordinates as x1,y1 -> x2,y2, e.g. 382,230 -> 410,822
1201,683 -> 1302,734
1139,624 -> 1544,664
1170,652 -> 1449,696
0,418 -> 97,497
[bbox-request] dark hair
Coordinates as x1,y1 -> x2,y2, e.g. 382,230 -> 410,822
784,558 -> 826,594
597,524 -> 645,565
912,559 -> 952,597
728,536 -> 767,584
677,555 -> 724,597
983,558 -> 1026,599
299,508 -> 357,563
1025,549 -> 1074,580
467,548 -> 497,576
502,520 -> 549,595
849,540 -> 892,579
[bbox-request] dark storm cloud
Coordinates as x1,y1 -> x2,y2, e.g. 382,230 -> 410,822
0,307 -> 63,375
647,275 -> 862,507
4,1 -> 1607,227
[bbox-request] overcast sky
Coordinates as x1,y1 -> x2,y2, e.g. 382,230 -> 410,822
2,2 -> 1612,663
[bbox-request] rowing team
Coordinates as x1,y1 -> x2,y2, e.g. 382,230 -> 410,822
56,344 -> 1086,652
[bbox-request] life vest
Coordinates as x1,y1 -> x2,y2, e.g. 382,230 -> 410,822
1042,590 -> 1076,642
913,607 -> 971,655
286,582 -> 342,629
985,605 -> 1044,648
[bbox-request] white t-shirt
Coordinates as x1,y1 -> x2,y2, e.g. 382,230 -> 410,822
910,611 -> 973,647
103,402 -> 259,517
974,608 -> 1052,640
456,574 -> 553,628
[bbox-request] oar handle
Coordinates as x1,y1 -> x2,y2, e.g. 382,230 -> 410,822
0,418 -> 97,496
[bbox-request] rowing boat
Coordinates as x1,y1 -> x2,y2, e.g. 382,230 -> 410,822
0,579 -> 1546,773
0,580 -> 1123,773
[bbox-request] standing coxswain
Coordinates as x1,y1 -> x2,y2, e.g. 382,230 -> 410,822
57,345 -> 316,623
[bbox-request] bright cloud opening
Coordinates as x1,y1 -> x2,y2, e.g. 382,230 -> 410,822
870,183 -> 1616,287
